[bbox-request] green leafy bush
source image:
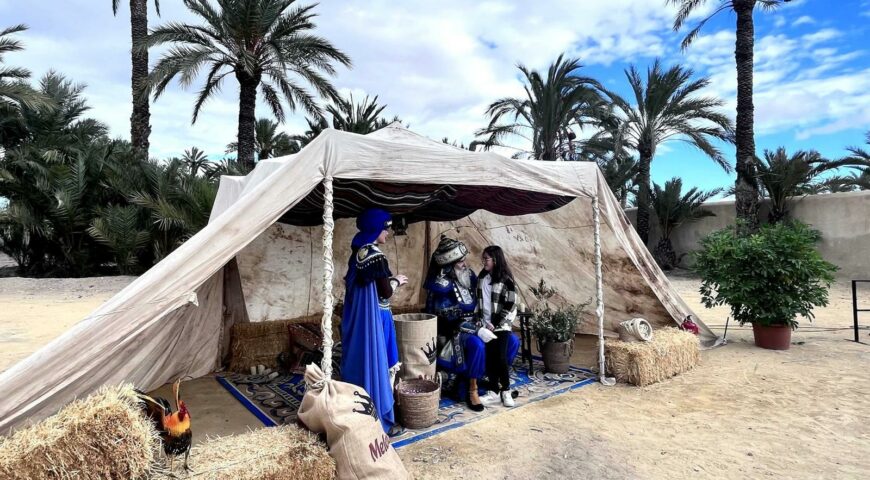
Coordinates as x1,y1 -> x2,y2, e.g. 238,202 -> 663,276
528,279 -> 589,343
693,221 -> 837,329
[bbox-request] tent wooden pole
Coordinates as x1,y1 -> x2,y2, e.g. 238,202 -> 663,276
593,195 -> 616,386
320,177 -> 336,378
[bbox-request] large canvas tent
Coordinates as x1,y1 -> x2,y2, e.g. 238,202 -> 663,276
0,124 -> 720,433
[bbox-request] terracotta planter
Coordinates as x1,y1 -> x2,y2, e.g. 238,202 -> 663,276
540,339 -> 573,373
752,324 -> 792,350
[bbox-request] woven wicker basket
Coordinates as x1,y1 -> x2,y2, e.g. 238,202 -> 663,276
396,377 -> 440,429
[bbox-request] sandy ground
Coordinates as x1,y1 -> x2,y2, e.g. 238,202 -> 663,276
0,266 -> 868,479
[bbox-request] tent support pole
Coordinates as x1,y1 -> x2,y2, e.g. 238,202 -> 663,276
593,195 -> 616,386
320,177 -> 336,378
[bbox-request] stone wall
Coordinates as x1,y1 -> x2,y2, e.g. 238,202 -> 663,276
625,190 -> 870,279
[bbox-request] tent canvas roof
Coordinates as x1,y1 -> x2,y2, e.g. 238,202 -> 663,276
0,124 -> 718,433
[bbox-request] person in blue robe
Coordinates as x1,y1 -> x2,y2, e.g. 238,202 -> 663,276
424,236 -> 490,411
340,208 -> 407,433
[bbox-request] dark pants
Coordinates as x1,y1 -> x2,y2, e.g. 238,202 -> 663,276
486,331 -> 518,392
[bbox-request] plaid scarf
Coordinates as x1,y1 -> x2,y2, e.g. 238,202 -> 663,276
476,272 -> 518,331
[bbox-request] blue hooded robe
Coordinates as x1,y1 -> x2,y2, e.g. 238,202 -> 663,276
340,209 -> 399,432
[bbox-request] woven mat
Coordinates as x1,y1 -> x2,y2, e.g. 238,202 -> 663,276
215,357 -> 594,448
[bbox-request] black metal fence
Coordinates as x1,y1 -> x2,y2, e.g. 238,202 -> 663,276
852,280 -> 870,343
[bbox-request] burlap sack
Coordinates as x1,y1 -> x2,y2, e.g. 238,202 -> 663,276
393,313 -> 438,380
298,364 -> 409,480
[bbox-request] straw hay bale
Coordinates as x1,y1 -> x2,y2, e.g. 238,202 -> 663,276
0,384 -> 159,480
151,426 -> 335,480
227,314 -> 340,373
605,327 -> 700,386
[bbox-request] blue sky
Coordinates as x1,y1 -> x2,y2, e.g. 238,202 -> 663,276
1,0 -> 868,195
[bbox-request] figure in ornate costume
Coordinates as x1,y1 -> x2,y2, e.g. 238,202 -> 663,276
424,236 -> 492,411
340,208 -> 407,432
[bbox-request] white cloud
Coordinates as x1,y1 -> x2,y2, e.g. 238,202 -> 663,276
792,15 -> 815,26
7,0 -> 716,154
802,28 -> 842,46
678,26 -> 869,140
781,0 -> 809,8
2,0 -> 867,159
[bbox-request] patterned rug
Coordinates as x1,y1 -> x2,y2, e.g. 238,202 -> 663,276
215,357 -> 595,448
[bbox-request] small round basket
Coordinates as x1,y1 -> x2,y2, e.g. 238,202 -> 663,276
396,377 -> 441,430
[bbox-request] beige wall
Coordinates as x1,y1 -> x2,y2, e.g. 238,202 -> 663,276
625,190 -> 870,279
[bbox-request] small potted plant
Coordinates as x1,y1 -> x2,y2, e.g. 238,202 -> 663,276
693,221 -> 837,350
529,279 -> 588,373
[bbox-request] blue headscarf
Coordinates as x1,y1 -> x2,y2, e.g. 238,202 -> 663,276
351,208 -> 392,249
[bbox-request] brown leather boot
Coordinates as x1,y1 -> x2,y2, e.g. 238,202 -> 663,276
466,378 -> 484,412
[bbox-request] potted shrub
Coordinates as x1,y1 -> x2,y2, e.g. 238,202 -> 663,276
529,280 -> 588,373
693,221 -> 837,350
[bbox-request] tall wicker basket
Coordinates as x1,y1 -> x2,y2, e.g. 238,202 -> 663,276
396,377 -> 441,429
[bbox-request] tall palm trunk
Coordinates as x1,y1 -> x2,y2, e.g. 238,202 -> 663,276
129,0 -> 151,158
733,0 -> 760,233
236,72 -> 258,170
636,145 -> 653,245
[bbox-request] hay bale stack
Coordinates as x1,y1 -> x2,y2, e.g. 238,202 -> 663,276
228,314 -> 340,373
0,384 -> 159,480
152,426 -> 335,480
606,327 -> 700,386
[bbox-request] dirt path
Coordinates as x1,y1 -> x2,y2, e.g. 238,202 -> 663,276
0,272 -> 867,479
399,274 -> 869,479
0,276 -> 135,372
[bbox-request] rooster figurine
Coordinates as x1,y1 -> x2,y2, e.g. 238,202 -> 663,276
681,315 -> 700,335
136,379 -> 193,472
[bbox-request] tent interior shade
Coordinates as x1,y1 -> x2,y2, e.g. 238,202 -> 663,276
277,179 -> 576,226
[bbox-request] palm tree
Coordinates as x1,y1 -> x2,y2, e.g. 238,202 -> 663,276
129,157 -> 216,260
88,204 -> 150,274
202,157 -> 251,179
573,118 -> 639,206
831,133 -> 870,191
669,0 -> 793,233
758,147 -> 870,223
475,54 -> 608,161
143,0 -> 351,171
599,155 -> 639,208
0,25 -> 52,123
604,59 -> 733,245
288,94 -> 399,150
825,170 -> 870,192
847,132 -> 870,161
650,177 -> 721,270
112,0 -> 160,159
0,72 -> 117,275
226,118 -> 296,159
289,116 -> 328,151
181,146 -> 209,175
326,93 -> 389,134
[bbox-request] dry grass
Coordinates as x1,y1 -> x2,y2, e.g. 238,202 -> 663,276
0,384 -> 159,480
605,327 -> 700,386
151,426 -> 335,480
227,314 -> 340,373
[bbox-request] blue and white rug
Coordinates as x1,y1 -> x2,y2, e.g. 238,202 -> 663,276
216,357 -> 595,448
